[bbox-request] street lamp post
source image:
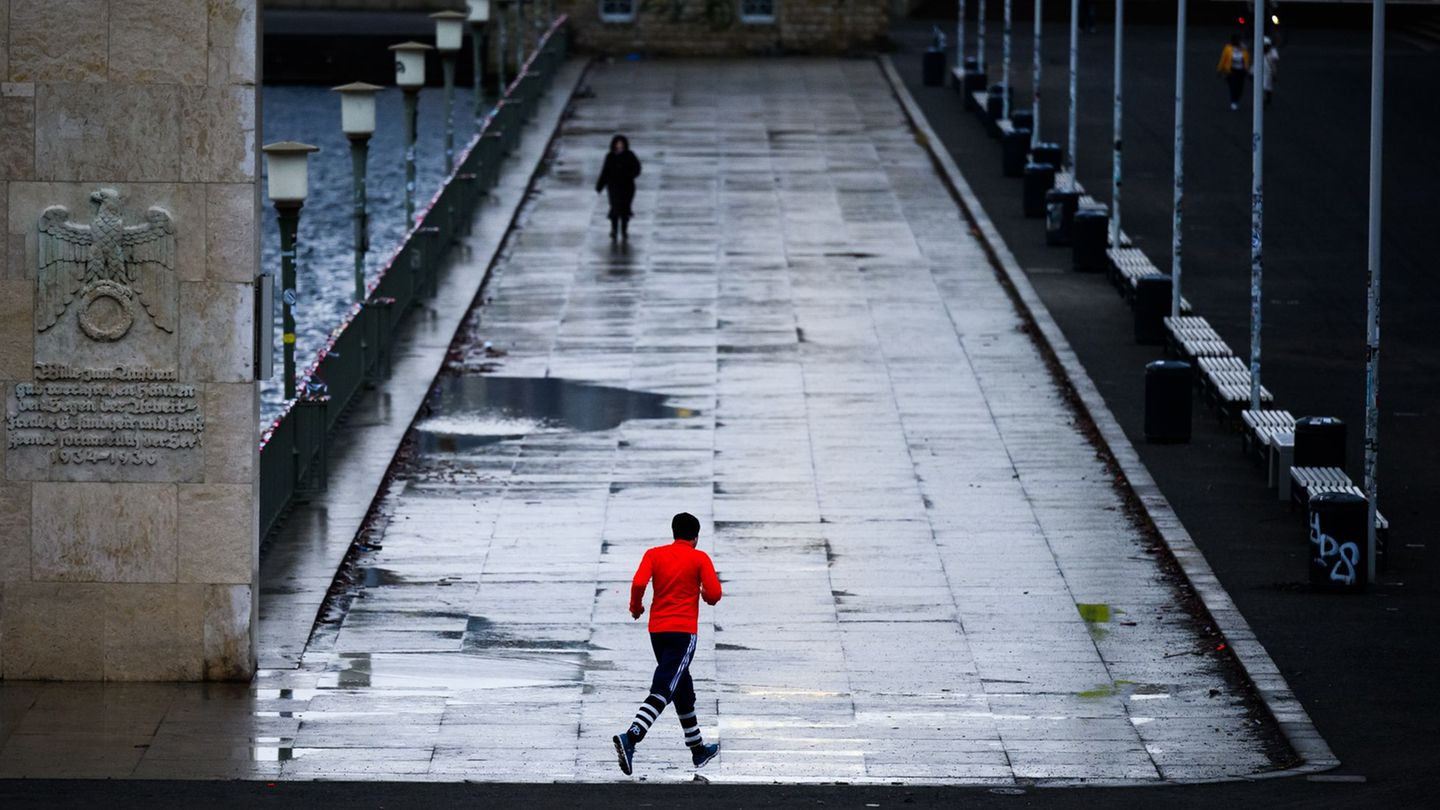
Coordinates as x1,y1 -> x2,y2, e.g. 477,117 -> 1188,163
957,0 -> 966,75
1171,0 -> 1187,319
467,0 -> 491,125
1363,0 -> 1385,581
1111,0 -> 1124,249
1031,0 -> 1041,148
515,0 -> 527,73
389,41 -> 433,228
1002,0 -> 1012,120
1067,0 -> 1078,188
978,0 -> 987,75
495,0 -> 511,92
261,141 -> 320,401
432,11 -> 466,174
332,82 -> 381,304
1248,0 -> 1265,411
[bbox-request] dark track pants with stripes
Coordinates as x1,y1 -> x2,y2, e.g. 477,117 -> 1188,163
626,632 -> 704,749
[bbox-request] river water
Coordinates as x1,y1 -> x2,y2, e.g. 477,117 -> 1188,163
260,85 -> 490,425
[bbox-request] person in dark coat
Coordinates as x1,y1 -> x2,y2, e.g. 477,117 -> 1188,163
596,134 -> 642,241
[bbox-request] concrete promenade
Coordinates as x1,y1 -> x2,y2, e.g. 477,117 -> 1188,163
0,58 -> 1293,784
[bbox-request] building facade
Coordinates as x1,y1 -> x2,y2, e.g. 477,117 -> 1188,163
561,0 -> 889,55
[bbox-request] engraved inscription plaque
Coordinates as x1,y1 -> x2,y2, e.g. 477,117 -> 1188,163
5,190 -> 204,482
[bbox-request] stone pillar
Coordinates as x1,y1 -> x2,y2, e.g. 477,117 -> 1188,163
0,0 -> 259,681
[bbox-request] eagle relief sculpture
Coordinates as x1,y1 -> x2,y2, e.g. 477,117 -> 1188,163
37,188 -> 176,342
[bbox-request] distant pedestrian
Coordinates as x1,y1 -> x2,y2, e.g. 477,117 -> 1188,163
1262,36 -> 1279,106
1216,33 -> 1251,111
612,512 -> 722,776
595,134 -> 642,242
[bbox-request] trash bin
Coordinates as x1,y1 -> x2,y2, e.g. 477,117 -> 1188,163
1023,162 -> 1056,218
1071,207 -> 1109,272
1294,416 -> 1346,469
985,84 -> 1012,128
1032,142 -> 1063,170
963,61 -> 987,110
1045,187 -> 1080,245
1134,274 -> 1173,345
1002,127 -> 1032,177
923,48 -> 946,87
1308,491 -> 1368,593
1145,360 -> 1192,443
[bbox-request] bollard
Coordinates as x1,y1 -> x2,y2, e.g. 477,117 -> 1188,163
1023,162 -> 1056,218
1010,109 -> 1034,133
1309,491 -> 1368,593
1032,142 -> 1062,170
923,47 -> 947,86
1045,187 -> 1080,245
1134,274 -> 1173,344
1002,127 -> 1032,177
1071,207 -> 1109,272
1145,360 -> 1192,443
1294,416 -> 1347,469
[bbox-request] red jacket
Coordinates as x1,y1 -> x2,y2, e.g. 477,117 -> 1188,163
630,540 -> 722,634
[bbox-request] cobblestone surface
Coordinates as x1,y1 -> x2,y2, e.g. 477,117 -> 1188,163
0,58 -> 1285,784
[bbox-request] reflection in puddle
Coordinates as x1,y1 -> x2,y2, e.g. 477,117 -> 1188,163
415,376 -> 692,452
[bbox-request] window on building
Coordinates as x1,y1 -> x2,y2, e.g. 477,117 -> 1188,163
739,0 -> 776,24
600,0 -> 636,23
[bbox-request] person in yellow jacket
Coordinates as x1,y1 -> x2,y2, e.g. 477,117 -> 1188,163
1217,33 -> 1252,111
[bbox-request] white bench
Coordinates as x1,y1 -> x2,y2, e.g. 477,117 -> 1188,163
1242,408 -> 1295,465
1197,356 -> 1273,418
1290,466 -> 1390,552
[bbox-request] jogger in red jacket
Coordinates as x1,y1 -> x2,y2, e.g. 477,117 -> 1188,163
612,512 -> 722,775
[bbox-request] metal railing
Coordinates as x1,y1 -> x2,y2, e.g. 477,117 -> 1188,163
259,17 -> 570,540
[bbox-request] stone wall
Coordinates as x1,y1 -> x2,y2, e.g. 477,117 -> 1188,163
0,0 -> 260,681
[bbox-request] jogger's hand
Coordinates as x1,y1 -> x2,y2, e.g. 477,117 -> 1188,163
630,605 -> 644,620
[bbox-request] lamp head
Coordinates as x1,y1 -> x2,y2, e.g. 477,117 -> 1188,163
331,81 -> 383,137
261,141 -> 320,204
466,0 -> 491,22
430,11 -> 467,53
388,41 -> 434,88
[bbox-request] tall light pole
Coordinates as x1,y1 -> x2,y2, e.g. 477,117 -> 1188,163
1031,0 -> 1041,148
515,0 -> 528,73
495,0 -> 511,92
1171,0 -> 1187,319
390,41 -> 433,228
467,0 -> 491,125
333,82 -> 380,304
432,11 -> 466,174
1002,0 -> 1012,120
1066,0 -> 1078,188
978,0 -> 987,75
1363,0 -> 1385,582
1110,0 -> 1124,248
261,141 -> 319,401
957,0 -> 966,74
1248,0 -> 1265,411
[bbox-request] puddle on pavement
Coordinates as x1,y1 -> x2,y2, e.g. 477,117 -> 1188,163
415,376 -> 694,453
317,651 -> 585,690
1077,680 -> 1172,701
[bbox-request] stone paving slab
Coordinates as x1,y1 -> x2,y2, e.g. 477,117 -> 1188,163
0,58 -> 1286,785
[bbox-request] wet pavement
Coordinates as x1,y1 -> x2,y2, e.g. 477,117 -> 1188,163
0,58 -> 1294,785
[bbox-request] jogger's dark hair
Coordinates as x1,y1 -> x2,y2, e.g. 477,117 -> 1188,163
672,512 -> 699,540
